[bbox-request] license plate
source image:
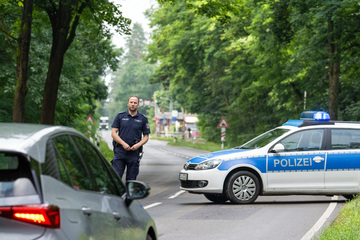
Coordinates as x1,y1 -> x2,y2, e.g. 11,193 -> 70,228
179,173 -> 188,181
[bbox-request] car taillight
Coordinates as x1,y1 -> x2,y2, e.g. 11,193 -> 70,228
0,204 -> 60,228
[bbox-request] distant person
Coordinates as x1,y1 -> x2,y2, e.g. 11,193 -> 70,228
111,95 -> 150,181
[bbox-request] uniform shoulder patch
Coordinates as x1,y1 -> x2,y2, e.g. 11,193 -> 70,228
118,111 -> 127,117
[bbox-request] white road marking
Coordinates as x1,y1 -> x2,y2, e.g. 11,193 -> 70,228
144,202 -> 162,209
300,195 -> 339,240
144,191 -> 186,209
169,190 -> 186,199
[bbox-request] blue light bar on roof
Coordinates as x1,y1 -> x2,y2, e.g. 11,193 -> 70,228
283,120 -> 304,127
300,111 -> 316,120
300,111 -> 330,121
313,111 -> 330,121
283,111 -> 330,127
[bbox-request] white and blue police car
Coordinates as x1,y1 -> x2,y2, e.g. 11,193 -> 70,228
179,111 -> 360,204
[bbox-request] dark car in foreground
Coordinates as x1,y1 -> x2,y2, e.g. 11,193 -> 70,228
0,123 -> 157,239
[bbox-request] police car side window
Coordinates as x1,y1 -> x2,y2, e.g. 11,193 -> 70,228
279,129 -> 324,152
331,129 -> 360,149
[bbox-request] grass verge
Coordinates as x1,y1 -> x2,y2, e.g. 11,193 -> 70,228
316,197 -> 360,239
99,139 -> 113,163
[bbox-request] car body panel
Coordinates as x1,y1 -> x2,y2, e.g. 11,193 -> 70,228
187,149 -> 251,164
325,150 -> 360,189
267,151 -> 326,190
0,123 -> 77,164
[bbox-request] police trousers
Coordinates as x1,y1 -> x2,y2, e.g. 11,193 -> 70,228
111,147 -> 140,181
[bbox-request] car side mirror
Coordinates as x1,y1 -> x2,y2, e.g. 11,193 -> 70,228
125,180 -> 150,206
270,143 -> 285,153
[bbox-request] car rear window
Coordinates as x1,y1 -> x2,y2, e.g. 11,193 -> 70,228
331,129 -> 360,149
0,154 -> 19,170
0,153 -> 40,206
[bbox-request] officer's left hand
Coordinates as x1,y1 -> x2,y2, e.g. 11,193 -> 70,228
130,143 -> 140,151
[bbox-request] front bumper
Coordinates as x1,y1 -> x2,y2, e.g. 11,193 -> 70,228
179,168 -> 227,194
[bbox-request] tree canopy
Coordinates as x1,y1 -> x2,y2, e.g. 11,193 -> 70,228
1,0 -> 360,147
107,23 -> 160,125
0,0 -> 130,132
147,0 -> 360,146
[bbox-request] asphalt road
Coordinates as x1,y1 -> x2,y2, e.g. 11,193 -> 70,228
99,130 -> 346,240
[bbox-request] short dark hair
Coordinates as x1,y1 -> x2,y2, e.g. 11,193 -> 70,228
128,95 -> 139,102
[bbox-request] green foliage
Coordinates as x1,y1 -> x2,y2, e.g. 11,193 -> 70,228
0,34 -> 15,122
0,0 -> 124,133
98,139 -> 113,163
147,0 -> 360,146
107,23 -> 160,124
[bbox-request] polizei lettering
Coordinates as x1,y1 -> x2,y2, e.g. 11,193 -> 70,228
274,158 -> 312,168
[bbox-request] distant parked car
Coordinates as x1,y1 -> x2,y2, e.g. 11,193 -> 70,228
99,116 -> 109,130
0,123 -> 157,239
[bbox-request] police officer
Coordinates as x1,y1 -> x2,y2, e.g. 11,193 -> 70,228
111,95 -> 150,181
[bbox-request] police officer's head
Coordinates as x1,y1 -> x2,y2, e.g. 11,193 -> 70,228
128,95 -> 139,113
128,95 -> 139,103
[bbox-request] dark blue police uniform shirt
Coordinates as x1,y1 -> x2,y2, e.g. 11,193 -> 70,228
111,111 -> 151,147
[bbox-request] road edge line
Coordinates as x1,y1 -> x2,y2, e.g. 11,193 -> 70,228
300,195 -> 338,240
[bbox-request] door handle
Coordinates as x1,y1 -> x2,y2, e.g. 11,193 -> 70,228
81,207 -> 92,216
313,156 -> 324,163
112,212 -> 121,221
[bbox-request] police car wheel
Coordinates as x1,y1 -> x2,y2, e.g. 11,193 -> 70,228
225,171 -> 260,204
204,193 -> 228,203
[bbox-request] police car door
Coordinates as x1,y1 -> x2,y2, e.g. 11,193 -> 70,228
325,128 -> 360,190
267,129 -> 326,190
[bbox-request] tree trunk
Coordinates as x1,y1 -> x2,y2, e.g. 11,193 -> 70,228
327,18 -> 340,120
40,45 -> 66,125
40,0 -> 89,125
12,0 -> 34,123
40,2 -> 73,125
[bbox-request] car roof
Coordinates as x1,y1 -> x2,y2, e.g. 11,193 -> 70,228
283,119 -> 360,128
0,123 -> 81,163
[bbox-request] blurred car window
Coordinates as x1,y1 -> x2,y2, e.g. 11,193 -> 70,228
13,178 -> 37,196
0,154 -> 19,170
52,135 -> 94,191
72,135 -> 122,195
0,153 -> 39,204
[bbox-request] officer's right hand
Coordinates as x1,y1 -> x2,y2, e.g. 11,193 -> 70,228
122,143 -> 131,151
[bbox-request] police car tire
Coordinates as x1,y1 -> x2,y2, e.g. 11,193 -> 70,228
225,171 -> 260,204
204,193 -> 228,203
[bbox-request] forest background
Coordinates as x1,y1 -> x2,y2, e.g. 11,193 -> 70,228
1,0 -> 360,147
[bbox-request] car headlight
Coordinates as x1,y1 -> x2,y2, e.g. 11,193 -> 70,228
195,159 -> 222,170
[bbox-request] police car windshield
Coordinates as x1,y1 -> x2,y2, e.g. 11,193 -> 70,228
237,128 -> 290,149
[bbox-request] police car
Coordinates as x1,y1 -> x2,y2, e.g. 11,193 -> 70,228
179,111 -> 360,204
